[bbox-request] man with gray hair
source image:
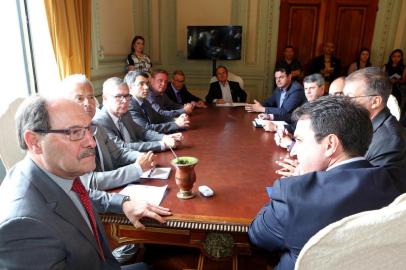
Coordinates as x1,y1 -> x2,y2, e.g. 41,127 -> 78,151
343,67 -> 406,167
93,77 -> 182,153
60,74 -> 154,190
0,96 -> 171,269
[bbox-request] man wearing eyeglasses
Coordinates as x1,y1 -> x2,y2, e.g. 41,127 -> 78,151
166,70 -> 207,108
0,96 -> 170,269
60,74 -> 156,191
94,77 -> 182,153
343,67 -> 406,167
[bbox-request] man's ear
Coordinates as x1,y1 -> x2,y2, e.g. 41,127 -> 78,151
325,134 -> 339,157
24,131 -> 43,154
371,95 -> 382,110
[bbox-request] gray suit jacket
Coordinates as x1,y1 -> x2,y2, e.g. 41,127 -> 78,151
93,107 -> 164,152
80,124 -> 143,190
128,97 -> 182,134
0,157 -> 123,269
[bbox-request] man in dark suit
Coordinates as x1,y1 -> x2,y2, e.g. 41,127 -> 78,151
147,69 -> 194,118
309,42 -> 341,84
0,96 -> 171,269
125,71 -> 191,134
60,74 -> 155,190
93,77 -> 183,153
166,70 -> 207,108
343,67 -> 406,168
245,66 -> 306,122
205,65 -> 247,104
248,96 -> 406,270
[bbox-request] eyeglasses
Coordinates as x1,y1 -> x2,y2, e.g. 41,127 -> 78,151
33,125 -> 97,141
348,94 -> 378,99
173,79 -> 185,83
111,94 -> 132,102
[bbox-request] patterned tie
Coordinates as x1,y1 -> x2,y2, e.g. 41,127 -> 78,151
71,178 -> 105,261
140,102 -> 151,124
117,119 -> 127,142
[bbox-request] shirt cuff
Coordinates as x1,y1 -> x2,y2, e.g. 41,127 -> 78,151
134,162 -> 143,175
160,141 -> 166,151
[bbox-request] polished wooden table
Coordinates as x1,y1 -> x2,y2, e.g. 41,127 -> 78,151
101,106 -> 287,269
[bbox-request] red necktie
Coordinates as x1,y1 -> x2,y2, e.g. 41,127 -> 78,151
72,178 -> 105,261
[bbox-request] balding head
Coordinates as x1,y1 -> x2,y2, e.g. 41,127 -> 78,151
329,76 -> 345,96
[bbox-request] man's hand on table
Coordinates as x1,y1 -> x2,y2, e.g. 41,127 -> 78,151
122,199 -> 172,229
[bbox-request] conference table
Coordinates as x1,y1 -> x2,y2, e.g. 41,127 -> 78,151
101,106 -> 287,269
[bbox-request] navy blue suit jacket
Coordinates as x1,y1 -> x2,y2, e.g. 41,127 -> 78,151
205,81 -> 247,103
262,81 -> 306,122
166,83 -> 201,104
248,160 -> 406,270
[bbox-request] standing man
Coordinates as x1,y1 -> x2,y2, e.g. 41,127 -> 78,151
343,67 -> 406,167
60,74 -> 154,190
310,42 -> 341,84
0,96 -> 171,269
249,96 -> 406,270
148,69 -> 194,117
166,70 -> 207,108
245,66 -> 306,122
275,45 -> 303,81
94,77 -> 182,152
205,65 -> 247,104
126,71 -> 190,134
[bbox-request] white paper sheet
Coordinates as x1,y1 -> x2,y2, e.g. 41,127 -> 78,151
119,184 -> 168,206
141,167 -> 171,179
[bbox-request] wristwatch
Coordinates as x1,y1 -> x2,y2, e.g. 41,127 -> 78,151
121,195 -> 131,206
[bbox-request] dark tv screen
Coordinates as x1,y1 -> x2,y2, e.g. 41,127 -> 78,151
187,25 -> 242,60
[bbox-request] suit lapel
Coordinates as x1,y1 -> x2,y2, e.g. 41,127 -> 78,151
25,158 -> 102,256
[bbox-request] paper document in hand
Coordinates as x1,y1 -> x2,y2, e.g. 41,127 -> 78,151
216,102 -> 248,107
141,167 -> 171,179
271,121 -> 288,130
120,184 -> 168,205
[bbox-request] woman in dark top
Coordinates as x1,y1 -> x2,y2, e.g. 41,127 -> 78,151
348,47 -> 372,74
383,49 -> 406,107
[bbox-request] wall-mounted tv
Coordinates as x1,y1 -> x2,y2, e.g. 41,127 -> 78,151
187,25 -> 242,60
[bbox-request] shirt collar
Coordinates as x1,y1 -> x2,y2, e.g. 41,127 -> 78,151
326,157 -> 366,171
34,159 -> 74,193
171,83 -> 181,94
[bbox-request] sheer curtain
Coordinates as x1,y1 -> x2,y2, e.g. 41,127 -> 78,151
44,0 -> 91,79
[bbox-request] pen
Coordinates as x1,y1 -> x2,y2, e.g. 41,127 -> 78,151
147,167 -> 155,178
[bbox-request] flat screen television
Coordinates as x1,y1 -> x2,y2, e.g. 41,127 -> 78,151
187,25 -> 242,60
